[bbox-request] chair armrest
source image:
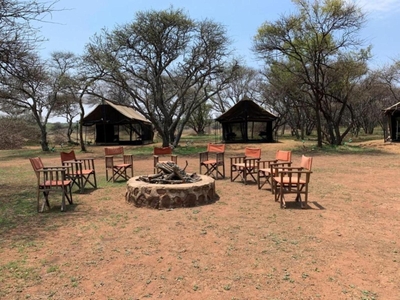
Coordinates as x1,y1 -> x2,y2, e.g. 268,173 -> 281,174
230,155 -> 245,164
257,159 -> 278,169
42,166 -> 67,171
199,152 -> 209,163
105,156 -> 114,168
230,155 -> 245,159
276,169 -> 312,181
78,158 -> 95,170
215,152 -> 224,163
273,166 -> 303,171
123,154 -> 133,165
259,159 -> 278,164
62,160 -> 84,175
270,162 -> 292,168
62,160 -> 81,165
244,157 -> 260,169
39,167 -> 68,182
43,166 -> 69,172
282,170 -> 312,174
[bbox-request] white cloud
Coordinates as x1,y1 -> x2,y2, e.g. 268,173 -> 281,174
350,0 -> 400,13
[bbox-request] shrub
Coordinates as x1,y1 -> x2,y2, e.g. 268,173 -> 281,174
0,117 -> 40,149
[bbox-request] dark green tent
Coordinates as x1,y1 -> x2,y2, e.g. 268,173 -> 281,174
82,100 -> 153,145
216,98 -> 277,143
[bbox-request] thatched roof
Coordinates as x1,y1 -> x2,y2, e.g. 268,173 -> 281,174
83,100 -> 151,126
216,98 -> 277,123
383,102 -> 400,113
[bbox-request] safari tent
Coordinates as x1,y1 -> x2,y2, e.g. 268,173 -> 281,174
82,100 -> 153,145
216,98 -> 277,143
383,102 -> 400,142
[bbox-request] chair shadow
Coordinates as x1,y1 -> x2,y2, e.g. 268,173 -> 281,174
72,187 -> 98,195
310,201 -> 326,210
283,201 -> 326,210
46,202 -> 79,213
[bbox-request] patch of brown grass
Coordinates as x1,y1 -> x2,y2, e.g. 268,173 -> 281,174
0,139 -> 399,299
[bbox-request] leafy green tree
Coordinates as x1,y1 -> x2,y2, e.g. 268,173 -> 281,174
84,7 -> 238,147
261,61 -> 315,140
253,0 -> 368,146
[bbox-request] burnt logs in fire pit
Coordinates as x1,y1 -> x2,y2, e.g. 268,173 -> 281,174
126,162 -> 218,209
138,161 -> 201,184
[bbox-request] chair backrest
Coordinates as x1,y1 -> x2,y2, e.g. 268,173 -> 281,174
105,146 -> 124,156
300,155 -> 313,171
153,146 -> 173,155
30,157 -> 44,171
244,147 -> 261,159
29,157 -> 44,178
207,143 -> 225,153
276,150 -> 291,162
60,150 -> 77,163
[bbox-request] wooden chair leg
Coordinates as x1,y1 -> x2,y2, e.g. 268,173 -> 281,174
36,189 -> 41,212
61,189 -> 66,212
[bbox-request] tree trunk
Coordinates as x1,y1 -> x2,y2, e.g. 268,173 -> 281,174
79,101 -> 86,152
39,126 -> 49,151
315,104 -> 323,148
67,119 -> 73,143
161,133 -> 170,148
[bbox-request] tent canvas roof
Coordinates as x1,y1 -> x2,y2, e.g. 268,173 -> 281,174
216,98 -> 277,122
383,102 -> 400,113
83,100 -> 151,125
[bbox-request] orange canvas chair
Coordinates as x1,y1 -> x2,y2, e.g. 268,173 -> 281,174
257,150 -> 292,192
199,143 -> 226,179
272,155 -> 313,209
104,147 -> 134,182
60,150 -> 97,193
230,147 -> 261,184
29,157 -> 73,212
153,146 -> 178,174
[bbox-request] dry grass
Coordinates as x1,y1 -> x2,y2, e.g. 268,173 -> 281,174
0,138 -> 399,299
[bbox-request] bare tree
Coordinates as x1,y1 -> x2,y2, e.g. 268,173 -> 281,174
84,7 -> 238,147
0,53 -> 54,150
49,51 -> 80,143
213,65 -> 262,114
0,0 -> 59,72
0,1 -> 60,150
186,101 -> 213,135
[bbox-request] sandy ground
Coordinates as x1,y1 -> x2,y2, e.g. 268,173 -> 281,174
0,140 -> 399,299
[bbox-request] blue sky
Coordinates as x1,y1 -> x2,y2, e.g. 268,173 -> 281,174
37,0 -> 400,69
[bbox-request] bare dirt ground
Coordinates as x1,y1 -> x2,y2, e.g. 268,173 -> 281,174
1,140 -> 400,299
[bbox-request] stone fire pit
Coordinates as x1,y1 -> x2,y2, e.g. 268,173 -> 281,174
125,162 -> 218,209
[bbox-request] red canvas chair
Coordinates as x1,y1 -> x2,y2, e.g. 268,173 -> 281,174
230,147 -> 261,184
199,143 -> 226,179
105,147 -> 134,182
153,146 -> 178,174
272,155 -> 313,209
60,150 -> 97,193
257,150 -> 292,192
29,157 -> 73,212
